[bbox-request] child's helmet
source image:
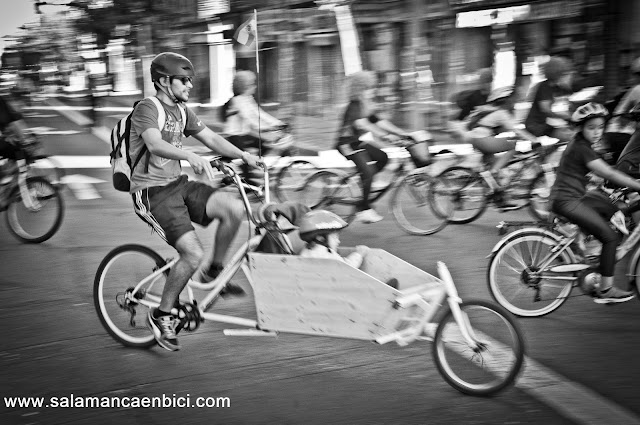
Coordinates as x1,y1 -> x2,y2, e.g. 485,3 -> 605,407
150,52 -> 195,82
487,86 -> 514,103
571,102 -> 609,125
298,210 -> 348,242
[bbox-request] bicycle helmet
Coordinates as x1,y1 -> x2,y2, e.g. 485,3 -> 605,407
571,102 -> 609,125
150,52 -> 195,82
298,210 -> 348,243
487,86 -> 514,103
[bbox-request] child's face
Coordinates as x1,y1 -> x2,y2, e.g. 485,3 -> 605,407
327,232 -> 340,251
582,117 -> 605,145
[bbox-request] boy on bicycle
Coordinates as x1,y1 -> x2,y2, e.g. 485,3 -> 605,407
130,52 -> 261,351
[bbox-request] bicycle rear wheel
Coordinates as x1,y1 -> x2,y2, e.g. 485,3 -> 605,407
436,166 -> 489,224
487,232 -> 573,317
94,244 -> 170,348
528,170 -> 556,221
390,171 -> 450,235
6,176 -> 64,243
274,159 -> 317,203
301,170 -> 359,222
433,300 -> 525,396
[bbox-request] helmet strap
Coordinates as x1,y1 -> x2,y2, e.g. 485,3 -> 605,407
158,76 -> 182,104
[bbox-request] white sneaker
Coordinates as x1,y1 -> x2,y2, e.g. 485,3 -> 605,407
610,210 -> 629,235
355,209 -> 384,223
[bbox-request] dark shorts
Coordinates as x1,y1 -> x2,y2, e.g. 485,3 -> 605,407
132,175 -> 216,247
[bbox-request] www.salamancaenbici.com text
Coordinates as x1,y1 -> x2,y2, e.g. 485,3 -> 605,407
4,393 -> 230,409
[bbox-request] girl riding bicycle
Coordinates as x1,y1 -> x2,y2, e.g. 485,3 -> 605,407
336,70 -> 412,224
550,102 -> 640,303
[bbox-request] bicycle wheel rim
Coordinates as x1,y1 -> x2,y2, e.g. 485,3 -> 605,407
391,172 -> 448,235
529,171 -> 555,221
488,234 -> 573,317
6,177 -> 64,243
274,160 -> 317,203
433,301 -> 525,396
438,167 -> 488,224
94,245 -> 169,347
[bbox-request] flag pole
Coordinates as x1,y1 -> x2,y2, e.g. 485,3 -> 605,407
253,9 -> 263,158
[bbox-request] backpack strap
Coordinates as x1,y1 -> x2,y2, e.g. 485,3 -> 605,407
134,97 -> 186,173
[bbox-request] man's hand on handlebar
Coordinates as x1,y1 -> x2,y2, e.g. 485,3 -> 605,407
187,152 -> 217,181
242,151 -> 262,169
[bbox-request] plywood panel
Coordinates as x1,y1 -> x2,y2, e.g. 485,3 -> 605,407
245,250 -> 443,340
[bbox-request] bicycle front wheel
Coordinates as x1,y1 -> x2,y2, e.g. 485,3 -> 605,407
390,171 -> 449,235
94,244 -> 170,348
437,166 -> 489,224
6,176 -> 64,243
301,170 -> 359,222
433,300 -> 525,396
528,170 -> 556,221
274,159 -> 317,203
488,232 -> 573,317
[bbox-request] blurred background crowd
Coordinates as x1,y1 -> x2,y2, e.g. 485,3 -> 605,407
1,0 -> 639,130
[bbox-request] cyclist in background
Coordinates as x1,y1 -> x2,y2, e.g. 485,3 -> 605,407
550,102 -> 640,304
604,57 -> 640,163
0,95 -> 32,208
449,86 -> 540,209
129,52 -> 261,351
222,70 -> 286,180
524,56 -> 574,143
336,70 -> 412,224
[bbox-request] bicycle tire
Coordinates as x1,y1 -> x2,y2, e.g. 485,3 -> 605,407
6,176 -> 64,243
94,244 -> 170,348
487,231 -> 573,317
274,159 -> 317,203
390,171 -> 449,235
300,170 -> 359,222
436,166 -> 489,224
528,170 -> 556,221
433,300 -> 525,396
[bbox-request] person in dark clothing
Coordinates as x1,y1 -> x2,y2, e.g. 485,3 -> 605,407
524,56 -> 574,143
336,71 -> 411,224
551,102 -> 640,304
450,68 -> 493,121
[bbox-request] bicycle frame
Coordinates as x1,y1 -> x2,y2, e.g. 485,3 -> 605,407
479,145 -> 557,195
322,147 -> 431,210
119,161 -> 484,349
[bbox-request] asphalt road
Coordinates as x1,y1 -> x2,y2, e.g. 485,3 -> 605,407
1,102 -> 640,425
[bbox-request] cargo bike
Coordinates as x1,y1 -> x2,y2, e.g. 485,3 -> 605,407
94,160 -> 525,396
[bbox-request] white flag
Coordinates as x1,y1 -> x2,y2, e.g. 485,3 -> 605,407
234,17 -> 256,47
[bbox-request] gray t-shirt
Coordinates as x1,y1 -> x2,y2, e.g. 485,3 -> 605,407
128,97 -> 205,192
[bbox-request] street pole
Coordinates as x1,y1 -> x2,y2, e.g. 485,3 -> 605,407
410,0 -> 421,129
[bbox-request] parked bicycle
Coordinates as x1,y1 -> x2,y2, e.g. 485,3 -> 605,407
433,140 -> 565,224
299,132 -> 457,235
94,158 -> 525,396
487,186 -> 640,317
0,140 -> 64,243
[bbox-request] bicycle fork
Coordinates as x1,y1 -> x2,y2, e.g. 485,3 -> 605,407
437,262 -> 486,350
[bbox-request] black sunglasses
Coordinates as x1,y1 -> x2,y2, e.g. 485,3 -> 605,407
172,76 -> 193,85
